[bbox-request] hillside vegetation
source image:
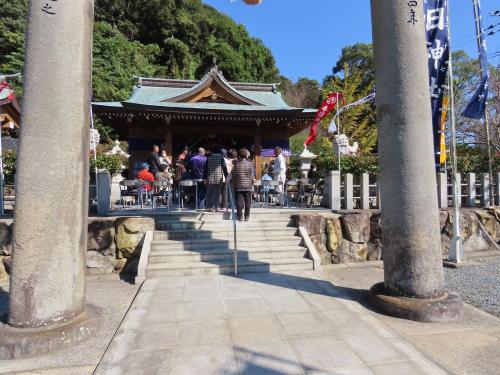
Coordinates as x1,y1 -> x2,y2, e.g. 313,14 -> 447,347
0,0 -> 280,102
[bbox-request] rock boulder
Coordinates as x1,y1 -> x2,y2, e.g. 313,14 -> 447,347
0,222 -> 12,256
0,257 -> 8,279
115,217 -> 155,259
341,212 -> 371,243
332,240 -> 368,264
2,256 -> 11,275
292,214 -> 326,235
326,219 -> 342,252
88,218 -> 116,254
474,210 -> 497,242
369,213 -> 382,241
86,251 -> 115,275
367,240 -> 383,261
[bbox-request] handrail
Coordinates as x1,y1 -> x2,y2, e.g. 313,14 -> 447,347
226,177 -> 238,275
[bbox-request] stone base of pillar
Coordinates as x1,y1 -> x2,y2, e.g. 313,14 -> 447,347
0,304 -> 102,360
369,282 -> 463,323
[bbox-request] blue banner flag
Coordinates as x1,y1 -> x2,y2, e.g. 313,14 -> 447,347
462,0 -> 489,120
424,0 -> 450,162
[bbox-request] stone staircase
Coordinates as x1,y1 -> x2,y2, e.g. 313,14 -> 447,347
146,211 -> 313,277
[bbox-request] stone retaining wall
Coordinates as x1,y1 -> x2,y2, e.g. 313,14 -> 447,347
293,208 -> 500,265
0,216 -> 154,280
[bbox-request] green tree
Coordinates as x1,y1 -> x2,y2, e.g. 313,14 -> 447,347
451,51 -> 500,152
323,66 -> 377,153
279,77 -> 322,109
94,0 -> 280,82
92,22 -> 162,101
0,0 -> 27,95
325,43 -> 374,90
1,0 -> 281,102
290,43 -> 377,156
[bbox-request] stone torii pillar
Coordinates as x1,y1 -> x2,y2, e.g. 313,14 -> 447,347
369,0 -> 462,321
0,0 -> 99,358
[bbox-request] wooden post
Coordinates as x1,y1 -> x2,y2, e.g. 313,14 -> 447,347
254,130 -> 262,179
164,126 -> 173,162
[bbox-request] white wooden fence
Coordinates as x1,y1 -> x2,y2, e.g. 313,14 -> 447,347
324,171 -> 500,210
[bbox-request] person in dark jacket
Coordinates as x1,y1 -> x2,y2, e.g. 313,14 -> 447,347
232,148 -> 255,221
203,148 -> 228,212
148,145 -> 162,175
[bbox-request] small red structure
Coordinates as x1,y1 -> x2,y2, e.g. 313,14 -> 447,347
0,80 -> 20,129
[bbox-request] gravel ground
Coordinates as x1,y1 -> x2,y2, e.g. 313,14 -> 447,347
445,256 -> 500,317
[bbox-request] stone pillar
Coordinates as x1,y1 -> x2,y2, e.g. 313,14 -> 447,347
97,170 -> 111,215
360,173 -> 370,209
1,0 -> 100,358
466,173 -> 476,208
369,0 -> 462,322
344,174 -> 354,210
437,172 -> 448,209
480,173 -> 490,207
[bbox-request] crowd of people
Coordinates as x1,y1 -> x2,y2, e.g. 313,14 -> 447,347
136,144 -> 308,221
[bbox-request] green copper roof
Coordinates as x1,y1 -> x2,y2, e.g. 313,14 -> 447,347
92,67 -> 317,116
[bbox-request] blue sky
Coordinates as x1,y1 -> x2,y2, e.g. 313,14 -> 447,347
203,0 -> 500,83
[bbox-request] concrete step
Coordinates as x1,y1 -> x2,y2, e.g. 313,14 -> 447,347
153,212 -> 296,222
145,257 -> 313,277
151,236 -> 303,249
156,220 -> 293,231
153,227 -> 298,241
150,242 -> 305,252
148,247 -> 308,263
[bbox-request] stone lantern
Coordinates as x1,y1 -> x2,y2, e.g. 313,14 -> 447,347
299,148 -> 317,177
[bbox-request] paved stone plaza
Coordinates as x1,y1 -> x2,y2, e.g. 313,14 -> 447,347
94,271 -> 446,375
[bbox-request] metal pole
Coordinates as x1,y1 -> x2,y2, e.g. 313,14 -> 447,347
447,3 -> 463,263
90,106 -> 98,202
473,0 -> 493,205
227,179 -> 237,275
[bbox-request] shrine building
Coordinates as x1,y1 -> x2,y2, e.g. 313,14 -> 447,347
92,66 -> 316,177
0,80 -> 20,130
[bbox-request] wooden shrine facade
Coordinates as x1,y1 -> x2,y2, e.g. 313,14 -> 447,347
92,67 -> 316,177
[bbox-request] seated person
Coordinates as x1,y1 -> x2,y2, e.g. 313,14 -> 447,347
160,150 -> 172,167
137,163 -> 154,191
156,164 -> 172,182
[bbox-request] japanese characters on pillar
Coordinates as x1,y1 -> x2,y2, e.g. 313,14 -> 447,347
407,1 -> 419,25
42,0 -> 59,15
424,0 -> 450,166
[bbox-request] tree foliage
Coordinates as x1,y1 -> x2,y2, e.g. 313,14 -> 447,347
279,77 -> 322,109
289,43 -> 377,156
451,50 -> 500,152
0,0 -> 280,93
94,0 -> 280,82
0,0 -> 27,95
92,22 -> 162,101
0,0 -> 281,141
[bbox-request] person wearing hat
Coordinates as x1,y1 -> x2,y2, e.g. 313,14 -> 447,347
137,162 -> 154,192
